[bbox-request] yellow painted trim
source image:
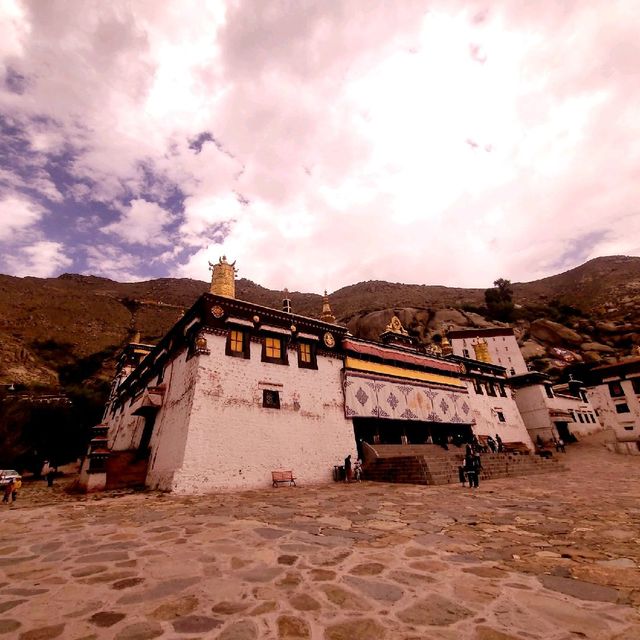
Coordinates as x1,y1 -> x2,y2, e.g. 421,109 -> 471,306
345,357 -> 466,388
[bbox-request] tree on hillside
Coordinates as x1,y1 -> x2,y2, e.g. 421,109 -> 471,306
484,278 -> 515,322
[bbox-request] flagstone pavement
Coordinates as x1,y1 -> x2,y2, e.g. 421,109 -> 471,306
1,436 -> 639,640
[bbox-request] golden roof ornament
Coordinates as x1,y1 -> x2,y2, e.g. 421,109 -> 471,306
440,325 -> 453,356
209,255 -> 238,298
320,290 -> 336,323
385,315 -> 408,336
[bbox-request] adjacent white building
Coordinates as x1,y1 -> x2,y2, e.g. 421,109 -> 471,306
449,327 -> 528,376
586,358 -> 640,455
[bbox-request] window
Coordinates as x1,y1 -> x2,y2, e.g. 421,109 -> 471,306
226,329 -> 250,359
570,410 -> 575,421
577,413 -> 584,423
463,348 -> 470,358
496,411 -> 506,422
632,378 -> 640,394
609,381 -> 624,398
579,390 -> 588,402
473,379 -> 484,395
615,403 -> 630,414
297,342 -> 317,369
263,389 -> 280,409
589,413 -> 596,423
486,383 -> 497,397
499,384 -> 507,398
623,425 -> 635,431
262,335 -> 288,365
544,385 -> 554,399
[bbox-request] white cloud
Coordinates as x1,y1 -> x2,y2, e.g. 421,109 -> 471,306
5,240 -> 71,277
0,1 -> 639,287
0,195 -> 44,240
102,198 -> 173,245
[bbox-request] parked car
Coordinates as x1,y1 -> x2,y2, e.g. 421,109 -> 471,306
0,470 -> 21,485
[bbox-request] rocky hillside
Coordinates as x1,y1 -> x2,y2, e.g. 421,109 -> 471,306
1,255 -> 639,387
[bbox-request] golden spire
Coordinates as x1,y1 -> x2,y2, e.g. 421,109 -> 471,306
440,325 -> 452,356
320,290 -> 336,323
209,256 -> 237,298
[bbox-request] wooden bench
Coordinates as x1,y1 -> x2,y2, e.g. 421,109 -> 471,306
503,441 -> 531,455
272,470 -> 296,487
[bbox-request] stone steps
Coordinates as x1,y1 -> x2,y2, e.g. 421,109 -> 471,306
364,446 -> 565,486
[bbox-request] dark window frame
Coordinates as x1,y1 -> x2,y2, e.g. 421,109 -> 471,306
609,381 -> 624,398
615,402 -> 630,414
261,334 -> 289,365
498,383 -> 507,398
632,378 -> 640,394
486,382 -> 497,397
263,389 -> 281,409
496,411 -> 506,422
544,385 -> 554,399
226,328 -> 251,359
473,379 -> 484,395
297,341 -> 317,370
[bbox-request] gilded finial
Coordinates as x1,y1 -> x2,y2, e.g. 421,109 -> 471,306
320,290 -> 336,324
209,256 -> 238,298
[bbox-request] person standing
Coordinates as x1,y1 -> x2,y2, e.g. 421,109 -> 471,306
42,460 -> 54,487
354,459 -> 363,482
495,434 -> 504,452
2,479 -> 13,504
11,476 -> 21,502
344,454 -> 352,483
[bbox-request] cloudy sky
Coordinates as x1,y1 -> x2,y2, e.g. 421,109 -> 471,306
1,1 -> 639,292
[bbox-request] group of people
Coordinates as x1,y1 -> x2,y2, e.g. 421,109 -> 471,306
343,454 -> 363,482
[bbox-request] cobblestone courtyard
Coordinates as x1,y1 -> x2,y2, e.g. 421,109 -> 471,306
1,436 -> 639,639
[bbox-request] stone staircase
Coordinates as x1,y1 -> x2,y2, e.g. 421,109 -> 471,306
363,444 -> 565,486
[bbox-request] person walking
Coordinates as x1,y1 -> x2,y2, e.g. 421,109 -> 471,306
42,460 -> 55,487
344,454 -> 352,482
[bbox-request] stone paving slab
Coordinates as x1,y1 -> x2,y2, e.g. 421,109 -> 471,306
1,437 -> 639,639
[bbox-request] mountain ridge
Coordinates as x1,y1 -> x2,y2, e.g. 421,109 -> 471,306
1,254 -> 639,387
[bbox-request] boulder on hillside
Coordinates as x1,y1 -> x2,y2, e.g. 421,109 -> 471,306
530,319 -> 582,346
431,308 -> 469,329
583,351 -> 603,364
463,312 -> 502,329
580,341 -> 615,353
520,340 -> 546,360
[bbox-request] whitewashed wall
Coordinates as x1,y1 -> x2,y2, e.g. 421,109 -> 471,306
464,382 -> 533,448
171,334 -> 356,493
588,381 -> 639,444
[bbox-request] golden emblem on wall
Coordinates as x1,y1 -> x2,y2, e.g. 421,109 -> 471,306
290,324 -> 297,333
211,305 -> 224,318
323,332 -> 335,348
253,315 -> 260,324
472,338 -> 491,363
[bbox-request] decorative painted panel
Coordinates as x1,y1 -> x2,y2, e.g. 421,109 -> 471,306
344,373 -> 470,423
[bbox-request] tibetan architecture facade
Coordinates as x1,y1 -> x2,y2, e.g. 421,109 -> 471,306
585,358 -> 640,455
80,259 -> 587,494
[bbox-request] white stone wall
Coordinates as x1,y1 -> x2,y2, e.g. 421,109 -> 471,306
172,334 -> 356,493
548,393 -> 601,437
464,381 -> 533,448
146,352 -> 200,490
513,385 -> 556,441
588,381 -> 640,444
104,350 -> 200,491
514,384 -> 602,442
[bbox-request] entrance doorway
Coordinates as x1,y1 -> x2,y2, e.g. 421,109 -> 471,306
353,417 -> 473,459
